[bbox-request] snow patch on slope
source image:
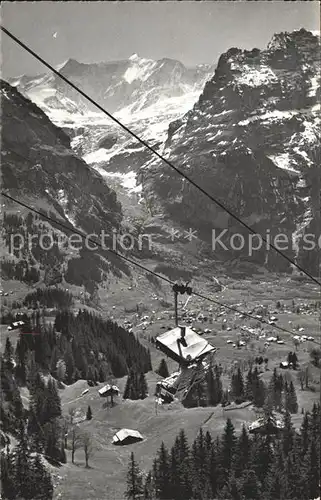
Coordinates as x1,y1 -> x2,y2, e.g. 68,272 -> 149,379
268,154 -> 300,174
96,169 -> 142,194
83,147 -> 121,165
236,65 -> 277,87
57,189 -> 77,225
308,74 -> 320,97
239,109 -> 296,126
123,55 -> 157,84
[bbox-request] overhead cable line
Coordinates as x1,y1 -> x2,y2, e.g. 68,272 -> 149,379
1,25 -> 320,287
2,192 -> 320,346
0,192 -> 172,285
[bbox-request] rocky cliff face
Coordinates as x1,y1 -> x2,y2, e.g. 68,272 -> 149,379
1,80 -> 125,293
143,29 -> 320,274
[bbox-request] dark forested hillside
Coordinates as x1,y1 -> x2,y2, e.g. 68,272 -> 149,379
23,288 -> 74,309
127,405 -> 321,500
54,310 -> 152,380
5,309 -> 152,386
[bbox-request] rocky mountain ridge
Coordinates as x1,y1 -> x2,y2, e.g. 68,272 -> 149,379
1,80 -> 126,294
142,29 -> 320,274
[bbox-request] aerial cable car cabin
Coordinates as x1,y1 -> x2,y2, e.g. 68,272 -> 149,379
155,325 -> 216,367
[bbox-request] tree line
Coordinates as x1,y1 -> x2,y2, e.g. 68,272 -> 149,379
1,259 -> 40,285
23,288 -> 73,309
1,423 -> 54,500
172,363 -> 299,414
2,308 -> 151,389
1,336 -> 98,498
123,369 -> 149,400
126,403 -> 321,499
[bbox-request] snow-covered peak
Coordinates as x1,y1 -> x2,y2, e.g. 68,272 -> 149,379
123,56 -> 157,84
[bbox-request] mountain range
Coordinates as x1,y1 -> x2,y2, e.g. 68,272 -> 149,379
2,28 -> 320,298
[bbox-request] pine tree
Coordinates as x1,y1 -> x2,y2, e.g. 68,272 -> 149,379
11,387 -> 24,423
300,410 -> 310,456
56,359 -> 67,382
15,337 -> 27,384
43,419 -> 63,463
86,405 -> 92,420
305,441 -> 320,500
227,473 -> 241,500
250,434 -> 274,485
217,484 -> 232,499
26,352 -> 39,390
251,367 -> 266,408
265,465 -> 285,500
139,372 -> 148,399
123,372 -> 132,400
214,366 -> 223,403
125,452 -> 143,500
169,429 -> 191,499
0,446 -> 17,500
143,471 -> 155,500
239,469 -> 261,499
156,359 -> 169,378
196,378 -> 208,407
86,364 -> 96,383
180,443 -> 192,498
234,424 -> 251,478
245,368 -> 253,401
309,402 -> 320,447
291,351 -> 298,369
282,446 -> 301,500
31,454 -> 54,499
44,378 -> 62,420
60,442 -> 67,464
64,343 -> 75,384
206,368 -> 223,406
208,437 -> 221,497
268,368 -> 283,411
3,337 -> 14,372
123,369 -> 146,400
220,418 -> 237,482
154,442 -> 171,499
15,423 -> 34,499
191,428 -> 212,498
285,380 -> 298,414
230,367 -> 244,402
282,410 -> 295,456
169,444 -> 180,500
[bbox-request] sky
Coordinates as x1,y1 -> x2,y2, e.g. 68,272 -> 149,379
1,1 -> 320,78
